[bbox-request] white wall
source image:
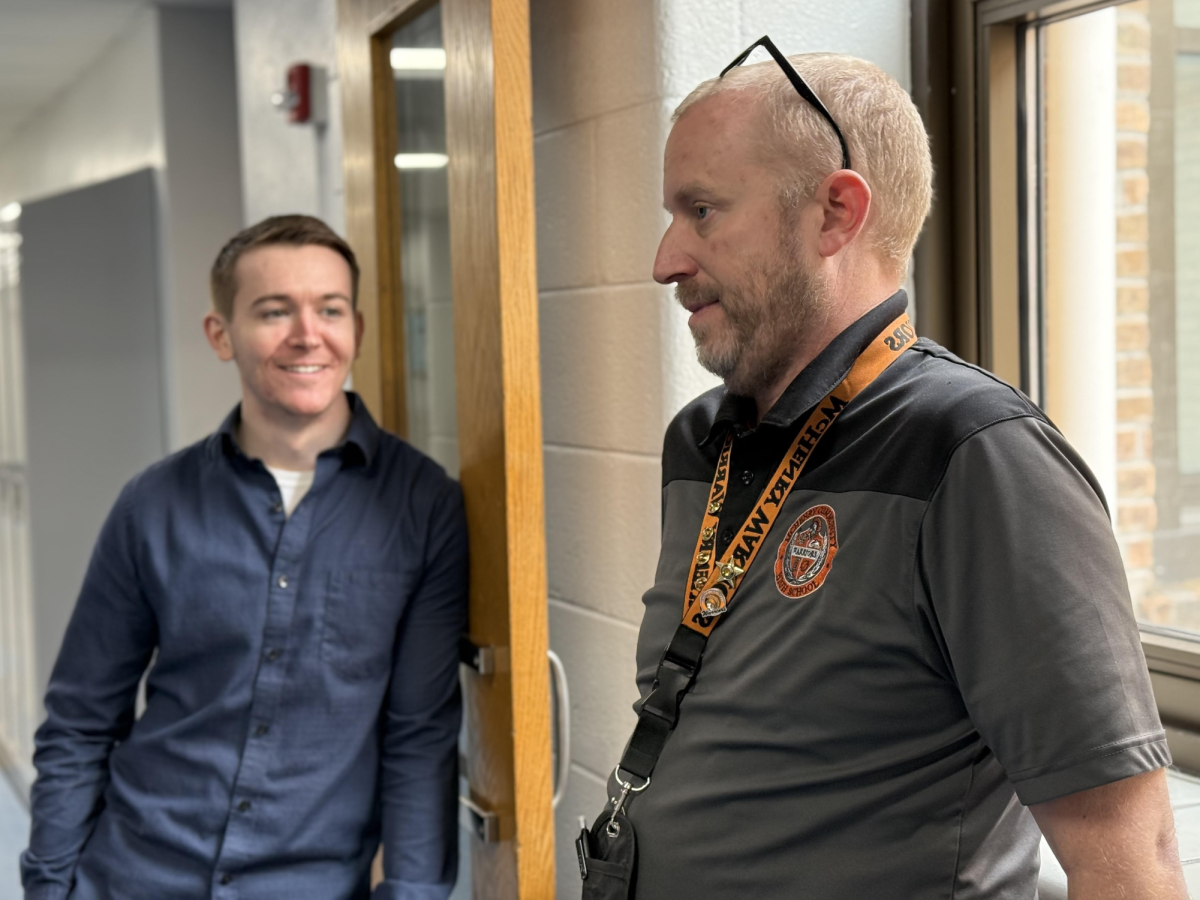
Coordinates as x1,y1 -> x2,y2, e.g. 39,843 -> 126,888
0,7 -> 164,207
0,4 -> 246,450
0,6 -> 244,779
232,0 -> 345,234
529,1 -> 911,892
157,5 -> 245,446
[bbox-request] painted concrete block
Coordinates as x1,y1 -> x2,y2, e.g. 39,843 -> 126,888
544,448 -> 661,625
659,297 -> 724,425
595,100 -> 672,286
549,599 -> 641,778
530,0 -> 659,135
656,0 -> 742,102
539,282 -> 722,454
539,283 -> 670,455
534,123 -> 599,291
738,0 -> 911,90
554,763 -> 610,900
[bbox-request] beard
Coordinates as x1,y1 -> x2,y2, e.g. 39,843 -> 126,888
677,249 -> 832,399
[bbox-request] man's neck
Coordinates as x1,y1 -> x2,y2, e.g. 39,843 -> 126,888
237,392 -> 353,471
751,286 -> 900,424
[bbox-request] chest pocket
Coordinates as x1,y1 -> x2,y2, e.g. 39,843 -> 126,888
321,569 -> 409,680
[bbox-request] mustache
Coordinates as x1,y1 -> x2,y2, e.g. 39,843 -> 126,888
675,281 -> 721,310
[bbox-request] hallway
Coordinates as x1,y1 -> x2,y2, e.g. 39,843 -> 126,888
0,775 -> 27,899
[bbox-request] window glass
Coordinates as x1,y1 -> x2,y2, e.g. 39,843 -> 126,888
391,4 -> 458,478
1038,1 -> 1200,634
1177,54 -> 1200,475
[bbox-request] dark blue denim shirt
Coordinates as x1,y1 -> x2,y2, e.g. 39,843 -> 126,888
22,394 -> 467,900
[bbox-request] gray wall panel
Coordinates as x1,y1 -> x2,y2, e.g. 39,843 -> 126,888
20,168 -> 166,698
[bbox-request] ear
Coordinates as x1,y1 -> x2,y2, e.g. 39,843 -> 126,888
814,170 -> 872,260
204,311 -> 236,362
353,309 -> 365,359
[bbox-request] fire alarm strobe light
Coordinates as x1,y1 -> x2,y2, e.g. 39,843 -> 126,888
270,64 -> 312,124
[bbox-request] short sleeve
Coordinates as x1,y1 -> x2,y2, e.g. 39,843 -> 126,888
918,415 -> 1170,805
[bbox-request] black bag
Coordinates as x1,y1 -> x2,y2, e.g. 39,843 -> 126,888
576,808 -> 636,899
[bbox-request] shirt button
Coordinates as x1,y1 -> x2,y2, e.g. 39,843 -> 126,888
740,470 -> 755,485
270,501 -> 284,514
220,873 -> 232,885
237,800 -> 251,812
254,724 -> 269,737
720,527 -> 735,545
277,574 -> 289,589
266,648 -> 281,662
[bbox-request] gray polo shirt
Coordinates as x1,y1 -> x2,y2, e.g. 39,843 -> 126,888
626,291 -> 1169,899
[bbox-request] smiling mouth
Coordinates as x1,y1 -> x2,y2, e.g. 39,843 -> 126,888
281,364 -> 327,374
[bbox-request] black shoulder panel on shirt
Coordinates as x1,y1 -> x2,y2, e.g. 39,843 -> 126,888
662,339 -> 1055,502
661,384 -> 729,489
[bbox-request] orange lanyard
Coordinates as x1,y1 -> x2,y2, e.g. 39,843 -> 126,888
682,313 -> 915,635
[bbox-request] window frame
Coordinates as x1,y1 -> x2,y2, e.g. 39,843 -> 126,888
913,0 -> 1200,770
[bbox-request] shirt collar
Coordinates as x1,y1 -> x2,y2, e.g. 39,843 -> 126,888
213,391 -> 380,467
701,289 -> 910,446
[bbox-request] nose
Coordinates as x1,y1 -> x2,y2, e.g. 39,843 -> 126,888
653,220 -> 699,285
289,307 -> 321,347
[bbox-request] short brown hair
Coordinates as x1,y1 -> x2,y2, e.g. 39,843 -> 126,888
209,214 -> 360,318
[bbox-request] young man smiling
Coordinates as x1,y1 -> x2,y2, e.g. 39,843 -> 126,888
22,216 -> 467,900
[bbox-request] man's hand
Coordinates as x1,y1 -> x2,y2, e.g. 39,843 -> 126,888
1030,768 -> 1188,899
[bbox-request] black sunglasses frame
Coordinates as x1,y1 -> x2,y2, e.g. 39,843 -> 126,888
720,35 -> 852,172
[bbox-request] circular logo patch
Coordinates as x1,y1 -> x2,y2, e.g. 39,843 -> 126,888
774,504 -> 839,598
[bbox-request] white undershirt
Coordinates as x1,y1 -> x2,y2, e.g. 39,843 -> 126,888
266,465 -> 316,517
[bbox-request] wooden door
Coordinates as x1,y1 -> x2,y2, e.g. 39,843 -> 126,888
336,0 -> 554,897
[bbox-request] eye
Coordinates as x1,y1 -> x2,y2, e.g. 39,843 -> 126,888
695,205 -> 713,221
320,306 -> 345,318
261,308 -> 288,320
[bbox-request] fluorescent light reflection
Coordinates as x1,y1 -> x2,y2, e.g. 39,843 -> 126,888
390,48 -> 446,71
394,153 -> 449,170
0,202 -> 21,223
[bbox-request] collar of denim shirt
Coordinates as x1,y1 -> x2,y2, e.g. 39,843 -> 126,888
210,390 -> 380,469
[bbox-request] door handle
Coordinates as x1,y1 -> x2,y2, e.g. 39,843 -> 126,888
458,791 -> 501,843
548,648 -> 570,808
457,644 -> 570,817
459,636 -> 496,676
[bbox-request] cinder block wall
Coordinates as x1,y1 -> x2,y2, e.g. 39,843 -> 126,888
527,2 -> 911,892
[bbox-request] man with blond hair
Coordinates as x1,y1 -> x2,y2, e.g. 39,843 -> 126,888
609,41 -> 1186,898
23,215 -> 465,899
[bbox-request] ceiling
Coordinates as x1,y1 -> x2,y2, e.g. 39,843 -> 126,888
0,0 -> 230,150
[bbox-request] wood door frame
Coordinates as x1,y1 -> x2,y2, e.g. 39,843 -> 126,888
337,0 -> 554,896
